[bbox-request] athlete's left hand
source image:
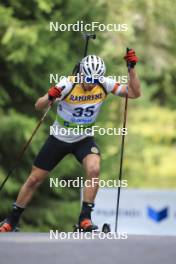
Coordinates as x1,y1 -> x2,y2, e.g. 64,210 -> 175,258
124,49 -> 139,68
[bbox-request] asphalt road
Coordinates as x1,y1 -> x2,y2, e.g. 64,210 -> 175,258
0,233 -> 175,264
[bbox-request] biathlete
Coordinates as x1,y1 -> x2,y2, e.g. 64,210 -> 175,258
0,49 -> 141,232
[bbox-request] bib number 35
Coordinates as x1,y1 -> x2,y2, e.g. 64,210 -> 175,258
73,106 -> 95,117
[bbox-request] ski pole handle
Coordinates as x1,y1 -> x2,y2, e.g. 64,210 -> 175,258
126,47 -> 131,73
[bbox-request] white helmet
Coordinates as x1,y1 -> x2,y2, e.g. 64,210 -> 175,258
80,55 -> 106,78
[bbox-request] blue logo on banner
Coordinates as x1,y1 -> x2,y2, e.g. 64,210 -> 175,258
147,207 -> 168,222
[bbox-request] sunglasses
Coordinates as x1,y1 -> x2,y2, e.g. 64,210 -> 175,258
84,77 -> 99,84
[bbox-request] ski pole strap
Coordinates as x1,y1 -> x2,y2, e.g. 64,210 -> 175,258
55,115 -> 95,128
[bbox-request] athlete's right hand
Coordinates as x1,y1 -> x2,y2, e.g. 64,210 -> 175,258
48,86 -> 62,101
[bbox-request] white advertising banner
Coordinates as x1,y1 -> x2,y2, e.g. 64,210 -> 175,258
90,188 -> 176,235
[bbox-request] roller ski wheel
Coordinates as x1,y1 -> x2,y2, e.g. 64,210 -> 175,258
102,223 -> 111,233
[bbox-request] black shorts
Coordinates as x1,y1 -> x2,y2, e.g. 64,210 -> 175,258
34,135 -> 100,171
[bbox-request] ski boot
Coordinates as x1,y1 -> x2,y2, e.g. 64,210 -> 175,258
74,218 -> 98,232
0,219 -> 19,232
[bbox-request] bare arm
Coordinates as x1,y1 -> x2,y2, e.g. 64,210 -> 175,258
35,82 -> 68,110
120,68 -> 141,99
35,94 -> 51,110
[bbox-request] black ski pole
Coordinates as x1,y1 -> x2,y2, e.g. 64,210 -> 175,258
114,48 -> 131,233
